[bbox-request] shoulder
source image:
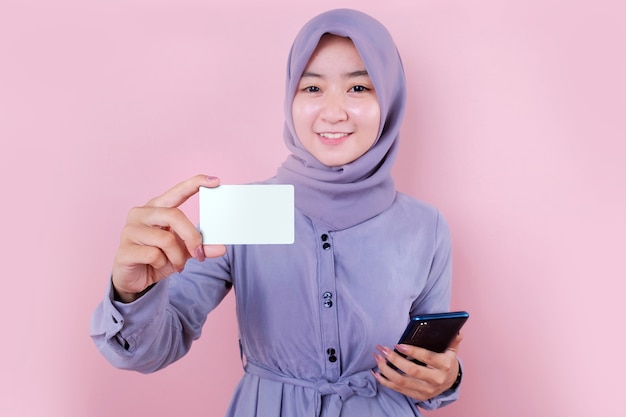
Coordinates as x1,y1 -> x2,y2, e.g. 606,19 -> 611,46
385,192 -> 451,238
392,192 -> 444,220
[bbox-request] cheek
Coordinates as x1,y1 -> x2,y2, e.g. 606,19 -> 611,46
291,101 -> 320,150
291,99 -> 316,130
351,102 -> 381,136
369,106 -> 382,133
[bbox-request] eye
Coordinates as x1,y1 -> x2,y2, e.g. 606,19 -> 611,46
303,86 -> 320,93
349,85 -> 369,93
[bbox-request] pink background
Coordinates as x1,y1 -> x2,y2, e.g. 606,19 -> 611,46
1,0 -> 624,416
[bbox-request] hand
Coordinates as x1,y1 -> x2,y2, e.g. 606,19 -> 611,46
371,333 -> 463,401
111,175 -> 227,302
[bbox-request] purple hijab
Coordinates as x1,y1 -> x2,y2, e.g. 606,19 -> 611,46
275,9 -> 407,231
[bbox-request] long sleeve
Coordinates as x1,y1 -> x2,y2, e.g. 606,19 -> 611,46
409,210 -> 462,410
89,255 -> 233,373
410,210 -> 453,317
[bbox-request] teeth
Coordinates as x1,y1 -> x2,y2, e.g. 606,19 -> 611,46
320,133 -> 348,139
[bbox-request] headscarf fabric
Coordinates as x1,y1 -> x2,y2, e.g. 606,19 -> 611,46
275,9 -> 407,230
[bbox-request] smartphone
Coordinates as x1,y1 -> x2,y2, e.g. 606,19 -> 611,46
393,311 -> 469,367
399,311 -> 469,352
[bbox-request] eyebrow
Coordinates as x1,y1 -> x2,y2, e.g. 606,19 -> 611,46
347,70 -> 369,78
300,70 -> 370,78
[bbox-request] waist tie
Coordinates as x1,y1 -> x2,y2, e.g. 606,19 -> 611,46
245,361 -> 378,417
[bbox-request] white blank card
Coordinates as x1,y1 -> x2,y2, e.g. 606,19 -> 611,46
199,185 -> 294,244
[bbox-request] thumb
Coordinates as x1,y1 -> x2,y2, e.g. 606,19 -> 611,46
446,333 -> 464,353
201,244 -> 227,259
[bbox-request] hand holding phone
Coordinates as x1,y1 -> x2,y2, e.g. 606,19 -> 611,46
394,311 -> 469,366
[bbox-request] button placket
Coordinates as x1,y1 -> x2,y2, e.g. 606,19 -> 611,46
316,228 -> 340,379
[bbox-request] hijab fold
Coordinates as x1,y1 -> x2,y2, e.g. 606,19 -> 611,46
275,9 -> 407,231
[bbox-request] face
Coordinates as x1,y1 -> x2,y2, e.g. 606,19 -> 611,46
292,35 -> 381,167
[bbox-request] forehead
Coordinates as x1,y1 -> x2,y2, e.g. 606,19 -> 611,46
315,33 -> 355,49
303,34 -> 366,72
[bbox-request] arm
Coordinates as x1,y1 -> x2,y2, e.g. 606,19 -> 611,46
89,175 -> 229,372
372,211 -> 464,407
90,257 -> 233,373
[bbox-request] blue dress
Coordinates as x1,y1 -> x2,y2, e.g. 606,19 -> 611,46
90,192 -> 459,416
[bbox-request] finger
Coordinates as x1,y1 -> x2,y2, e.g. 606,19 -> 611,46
202,244 -> 227,259
374,346 -> 428,380
372,350 -> 431,400
121,224 -> 191,270
112,246 -> 173,295
373,350 -> 403,383
395,344 -> 458,391
395,344 -> 437,368
146,175 -> 220,208
388,347 -> 438,383
446,333 -> 464,353
115,244 -> 169,275
126,206 -> 203,257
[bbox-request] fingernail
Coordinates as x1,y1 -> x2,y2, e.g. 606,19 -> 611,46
395,344 -> 408,353
376,345 -> 391,357
195,246 -> 206,262
206,176 -> 218,181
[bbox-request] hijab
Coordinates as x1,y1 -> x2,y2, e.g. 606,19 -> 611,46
275,9 -> 407,230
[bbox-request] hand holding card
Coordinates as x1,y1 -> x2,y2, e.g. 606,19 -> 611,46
111,175 -> 226,303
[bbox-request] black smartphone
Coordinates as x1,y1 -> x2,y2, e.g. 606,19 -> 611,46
392,311 -> 469,367
399,311 -> 469,352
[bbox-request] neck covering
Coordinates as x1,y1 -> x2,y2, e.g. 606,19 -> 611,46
275,9 -> 407,230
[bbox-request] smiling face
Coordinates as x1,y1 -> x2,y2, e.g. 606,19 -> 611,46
291,34 -> 381,168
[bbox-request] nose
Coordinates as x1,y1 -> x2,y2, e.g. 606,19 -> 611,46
320,93 -> 348,123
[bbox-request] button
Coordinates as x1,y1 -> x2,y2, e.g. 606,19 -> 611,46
321,234 -> 329,241
322,292 -> 333,308
327,348 -> 336,355
328,355 -> 337,363
322,242 -> 331,250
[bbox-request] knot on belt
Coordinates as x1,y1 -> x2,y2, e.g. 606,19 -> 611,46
245,361 -> 378,417
315,374 -> 377,402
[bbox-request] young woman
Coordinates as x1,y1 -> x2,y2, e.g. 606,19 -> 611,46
91,9 -> 464,416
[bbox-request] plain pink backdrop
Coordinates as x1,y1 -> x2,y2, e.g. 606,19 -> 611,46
1,1 -> 624,416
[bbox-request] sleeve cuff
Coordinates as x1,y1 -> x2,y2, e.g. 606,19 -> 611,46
90,278 -> 170,355
417,359 -> 463,410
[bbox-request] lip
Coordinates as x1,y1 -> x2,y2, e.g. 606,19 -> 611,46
317,132 -> 351,145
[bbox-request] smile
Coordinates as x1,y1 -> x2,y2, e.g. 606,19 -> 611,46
317,132 -> 351,146
319,132 -> 350,139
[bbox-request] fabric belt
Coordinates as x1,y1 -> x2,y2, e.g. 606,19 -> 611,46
245,361 -> 378,417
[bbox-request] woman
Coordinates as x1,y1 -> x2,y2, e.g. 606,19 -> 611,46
91,8 -> 463,416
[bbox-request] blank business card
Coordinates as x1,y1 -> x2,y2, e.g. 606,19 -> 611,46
199,184 -> 294,244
